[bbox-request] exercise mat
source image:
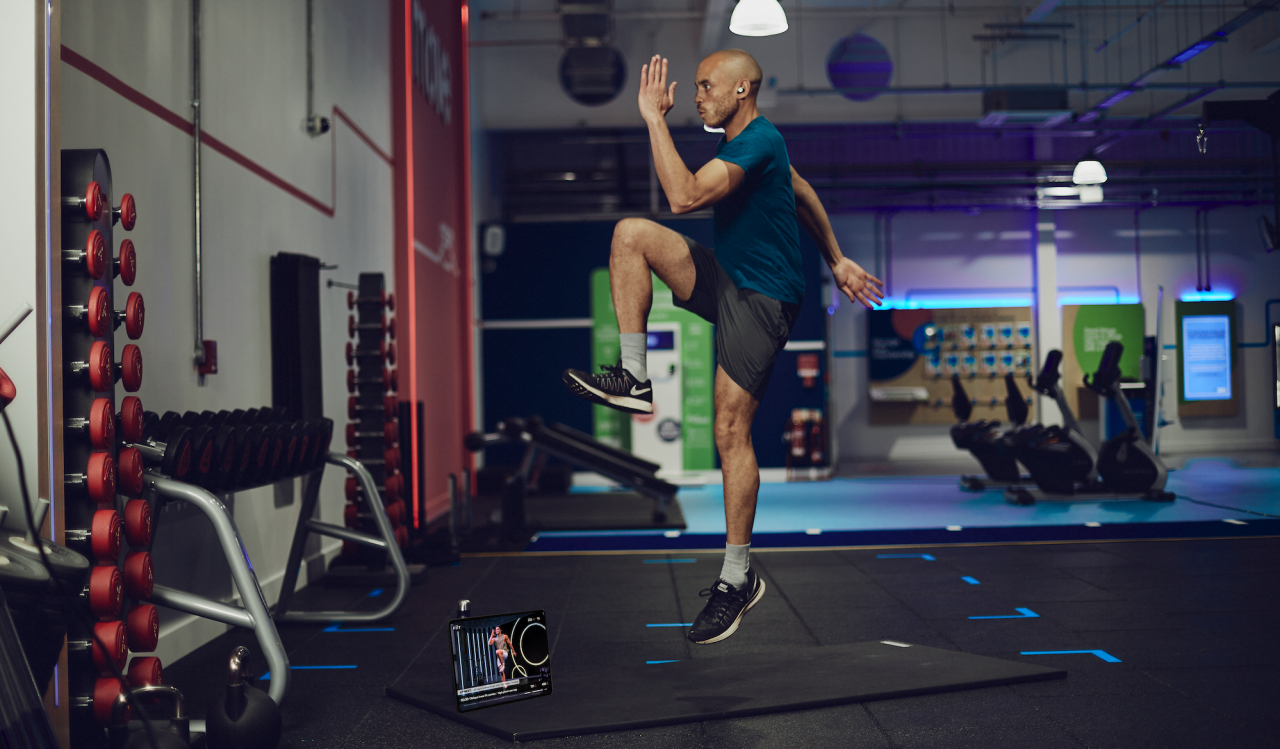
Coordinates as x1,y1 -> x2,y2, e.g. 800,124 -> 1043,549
386,640 -> 1065,742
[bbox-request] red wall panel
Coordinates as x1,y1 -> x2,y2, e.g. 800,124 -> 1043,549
392,0 -> 473,525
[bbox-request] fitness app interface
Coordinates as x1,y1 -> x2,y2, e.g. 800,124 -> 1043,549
450,611 -> 551,712
1182,315 -> 1232,401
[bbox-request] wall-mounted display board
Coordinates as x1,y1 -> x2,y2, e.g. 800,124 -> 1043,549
1060,304 -> 1146,420
590,269 -> 715,471
1175,300 -> 1239,418
867,308 -> 1036,425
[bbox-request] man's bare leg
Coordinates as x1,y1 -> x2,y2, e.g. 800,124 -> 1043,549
608,218 -> 697,334
715,366 -> 761,546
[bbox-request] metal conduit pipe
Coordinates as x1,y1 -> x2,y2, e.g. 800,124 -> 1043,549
191,0 -> 205,369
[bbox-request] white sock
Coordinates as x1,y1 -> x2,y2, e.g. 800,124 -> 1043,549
720,543 -> 750,588
619,333 -> 648,382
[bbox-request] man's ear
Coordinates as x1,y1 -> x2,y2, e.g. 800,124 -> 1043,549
736,79 -> 750,98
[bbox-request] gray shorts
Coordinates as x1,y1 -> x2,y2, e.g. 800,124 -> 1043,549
673,235 -> 800,400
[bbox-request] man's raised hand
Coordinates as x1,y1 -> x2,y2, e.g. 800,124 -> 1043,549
832,257 -> 885,309
638,55 -> 677,123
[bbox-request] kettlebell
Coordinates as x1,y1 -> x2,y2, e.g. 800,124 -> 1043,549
108,684 -> 192,749
205,646 -> 282,749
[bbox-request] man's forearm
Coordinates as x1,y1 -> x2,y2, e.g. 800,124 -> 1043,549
794,176 -> 843,267
646,116 -> 699,212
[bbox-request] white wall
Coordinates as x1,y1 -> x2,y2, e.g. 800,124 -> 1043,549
470,0 -> 1280,130
0,2 -> 42,536
61,0 -> 394,665
827,206 -> 1280,463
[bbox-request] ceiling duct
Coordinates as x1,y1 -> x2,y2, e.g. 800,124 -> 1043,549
558,0 -> 626,105
979,87 -> 1072,128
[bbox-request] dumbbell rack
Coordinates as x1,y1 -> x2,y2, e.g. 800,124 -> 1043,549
59,149 -> 156,746
340,273 -> 406,562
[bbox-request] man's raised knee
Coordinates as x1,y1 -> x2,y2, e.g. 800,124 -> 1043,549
612,217 -> 653,255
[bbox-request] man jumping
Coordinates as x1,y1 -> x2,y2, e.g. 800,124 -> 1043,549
563,50 -> 884,644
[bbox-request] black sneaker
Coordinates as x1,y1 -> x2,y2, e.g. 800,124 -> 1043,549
687,568 -> 766,645
562,362 -> 653,415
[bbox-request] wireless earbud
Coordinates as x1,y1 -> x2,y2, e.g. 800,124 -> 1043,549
738,87 -> 745,93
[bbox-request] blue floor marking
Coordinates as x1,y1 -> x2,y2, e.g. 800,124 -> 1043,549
368,588 -> 384,597
969,607 -> 1039,619
877,553 -> 936,560
643,559 -> 697,564
646,660 -> 680,664
646,623 -> 693,627
1022,650 -> 1122,663
260,665 -> 358,680
324,623 -> 395,632
961,576 -> 981,585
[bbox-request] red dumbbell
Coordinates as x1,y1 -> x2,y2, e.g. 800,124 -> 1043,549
385,473 -> 404,501
86,565 -> 123,618
63,229 -> 108,279
385,447 -> 401,470
346,289 -> 390,309
63,181 -> 105,221
65,509 -> 121,563
344,476 -> 360,502
347,395 -> 395,421
117,344 -> 143,392
127,657 -> 162,688
344,339 -> 388,366
386,341 -> 397,366
114,292 -> 144,340
385,499 -> 405,527
124,499 -> 152,547
387,294 -> 395,312
123,551 -> 153,599
348,314 -> 387,338
345,421 -> 398,447
67,452 -> 116,503
83,620 -> 127,673
86,677 -> 128,725
73,342 -> 143,392
66,397 -> 115,450
73,341 -> 114,392
343,503 -> 360,527
116,238 -> 137,286
119,396 -> 145,443
126,603 -> 160,652
67,286 -> 112,337
346,367 -> 395,394
117,447 -> 145,497
395,525 -> 408,548
113,193 -> 137,231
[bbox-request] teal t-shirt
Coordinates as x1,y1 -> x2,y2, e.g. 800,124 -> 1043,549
712,117 -> 804,305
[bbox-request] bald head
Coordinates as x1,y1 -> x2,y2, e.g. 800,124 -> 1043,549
703,49 -> 763,95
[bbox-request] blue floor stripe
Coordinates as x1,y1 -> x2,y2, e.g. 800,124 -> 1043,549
970,607 -> 1039,620
646,623 -> 693,627
961,576 -> 981,585
1022,650 -> 1121,663
260,665 -> 358,680
643,559 -> 697,564
877,553 -> 936,560
324,623 -> 395,632
368,588 -> 384,597
646,660 -> 680,664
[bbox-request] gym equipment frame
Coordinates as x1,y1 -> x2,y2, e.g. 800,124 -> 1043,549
273,452 -> 410,623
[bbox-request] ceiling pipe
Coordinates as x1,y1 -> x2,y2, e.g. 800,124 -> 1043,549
1077,0 -> 1280,128
191,0 -> 205,371
479,5 -> 1247,22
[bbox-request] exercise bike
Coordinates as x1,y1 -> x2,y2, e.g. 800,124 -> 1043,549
950,373 -> 1036,491
1006,341 -> 1174,505
1011,350 -> 1099,494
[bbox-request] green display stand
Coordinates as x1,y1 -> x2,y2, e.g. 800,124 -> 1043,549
589,268 -> 715,470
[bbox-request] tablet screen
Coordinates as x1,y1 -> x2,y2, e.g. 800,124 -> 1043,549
449,610 -> 552,712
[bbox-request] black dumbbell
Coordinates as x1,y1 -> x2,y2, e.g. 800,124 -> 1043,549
128,413 -> 195,480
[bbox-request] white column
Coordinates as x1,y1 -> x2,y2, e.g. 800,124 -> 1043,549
1034,210 -> 1063,426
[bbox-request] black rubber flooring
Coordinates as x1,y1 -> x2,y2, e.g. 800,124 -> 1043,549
163,537 -> 1280,748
